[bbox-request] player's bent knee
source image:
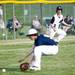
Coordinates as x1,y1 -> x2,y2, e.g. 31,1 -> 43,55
62,31 -> 66,36
52,50 -> 58,55
53,51 -> 58,55
64,32 -> 66,36
34,46 -> 42,56
51,47 -> 58,55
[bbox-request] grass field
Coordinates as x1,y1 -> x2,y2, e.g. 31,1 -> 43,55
0,35 -> 75,75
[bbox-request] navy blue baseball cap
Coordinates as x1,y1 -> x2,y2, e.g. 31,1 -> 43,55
56,6 -> 62,12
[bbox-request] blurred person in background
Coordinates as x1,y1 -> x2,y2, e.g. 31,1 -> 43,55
48,6 -> 71,42
62,15 -> 73,32
0,4 -> 5,36
31,16 -> 42,32
13,16 -> 22,31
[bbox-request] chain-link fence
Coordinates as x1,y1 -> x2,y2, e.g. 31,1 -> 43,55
0,3 -> 75,40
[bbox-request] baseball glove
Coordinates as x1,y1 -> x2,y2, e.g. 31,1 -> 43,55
20,62 -> 29,71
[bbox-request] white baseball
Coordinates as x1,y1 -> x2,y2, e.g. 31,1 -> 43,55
2,69 -> 6,72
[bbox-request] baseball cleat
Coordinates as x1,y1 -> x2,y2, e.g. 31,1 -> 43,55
29,66 -> 41,71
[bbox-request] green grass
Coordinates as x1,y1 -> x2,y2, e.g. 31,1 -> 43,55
0,36 -> 75,75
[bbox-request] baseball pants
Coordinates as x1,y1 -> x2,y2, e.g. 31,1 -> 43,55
30,45 -> 58,70
49,28 -> 66,42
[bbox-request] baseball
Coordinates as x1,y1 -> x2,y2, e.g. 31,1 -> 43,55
2,69 -> 6,72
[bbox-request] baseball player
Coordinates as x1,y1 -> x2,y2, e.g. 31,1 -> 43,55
49,6 -> 70,42
0,4 -> 5,37
62,15 -> 73,32
13,16 -> 22,31
27,28 -> 58,71
32,16 -> 41,32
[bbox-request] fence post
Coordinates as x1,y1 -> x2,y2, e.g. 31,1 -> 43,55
4,4 -> 8,40
13,4 -> 16,40
40,3 -> 43,26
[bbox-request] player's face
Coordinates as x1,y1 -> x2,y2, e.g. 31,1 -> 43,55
57,10 -> 62,15
29,35 -> 37,40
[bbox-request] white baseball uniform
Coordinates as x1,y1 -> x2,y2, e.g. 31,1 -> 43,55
49,14 -> 66,42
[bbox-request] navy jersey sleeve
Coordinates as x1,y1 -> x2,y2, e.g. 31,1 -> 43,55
50,17 -> 55,24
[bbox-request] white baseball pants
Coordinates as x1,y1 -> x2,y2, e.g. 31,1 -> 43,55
30,45 -> 58,70
49,28 -> 66,42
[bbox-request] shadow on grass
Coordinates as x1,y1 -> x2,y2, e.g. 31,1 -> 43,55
0,67 -> 36,73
